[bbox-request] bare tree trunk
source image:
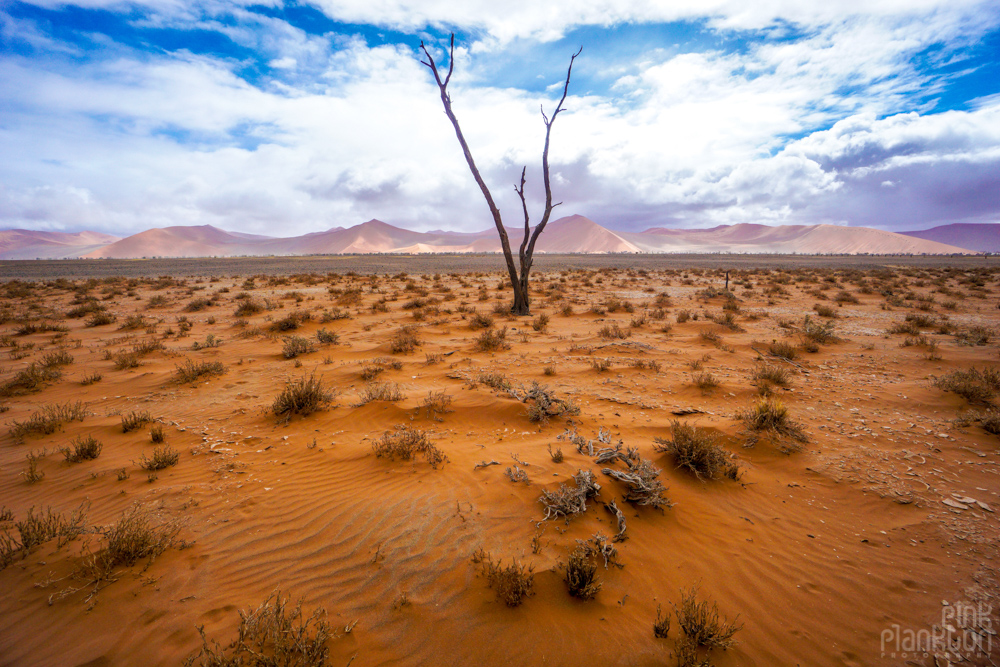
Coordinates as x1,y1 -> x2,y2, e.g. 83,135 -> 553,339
420,36 -> 579,315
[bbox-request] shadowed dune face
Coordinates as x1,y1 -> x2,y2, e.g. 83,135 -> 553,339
2,216 -> 975,259
0,261 -> 998,666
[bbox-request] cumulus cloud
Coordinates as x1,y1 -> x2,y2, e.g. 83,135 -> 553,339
0,0 -> 998,236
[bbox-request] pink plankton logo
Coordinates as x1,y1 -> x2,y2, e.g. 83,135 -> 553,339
881,600 -> 993,661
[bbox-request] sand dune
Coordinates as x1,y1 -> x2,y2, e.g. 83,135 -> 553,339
15,217 -> 981,259
0,229 -> 121,259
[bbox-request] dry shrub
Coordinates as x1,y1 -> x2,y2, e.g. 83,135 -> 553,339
316,328 -> 338,344
738,398 -> 808,453
121,410 -> 151,433
935,367 -> 1000,405
475,326 -> 510,352
138,445 -> 179,471
0,363 -> 62,397
113,350 -> 141,370
539,469 -> 601,521
272,374 -> 335,420
694,372 -> 718,392
420,391 -> 453,421
150,424 -> 165,443
750,364 -> 792,396
520,382 -> 580,423
673,587 -> 742,661
81,372 -> 102,386
390,325 -> 420,354
813,303 -> 837,318
233,299 -> 264,317
473,371 -> 512,392
85,312 -> 117,327
176,359 -> 227,383
970,408 -> 1000,435
468,312 -> 494,330
654,605 -> 670,638
371,426 -> 446,468
0,505 -> 87,570
282,335 -> 315,359
479,552 -> 534,607
42,350 -> 74,367
84,504 -> 181,582
654,421 -> 740,481
184,591 -> 330,667
602,456 -> 671,510
800,315 -> 838,345
63,434 -> 102,463
532,313 -> 550,332
591,357 -> 613,372
9,401 -> 87,443
118,314 -> 148,331
185,297 -> 212,312
357,380 -> 404,404
768,340 -> 797,360
597,323 -> 631,340
564,543 -> 601,600
270,310 -> 311,332
955,325 -> 992,347
676,309 -> 692,323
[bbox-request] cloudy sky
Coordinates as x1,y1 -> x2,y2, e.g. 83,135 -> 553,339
1,0 -> 999,237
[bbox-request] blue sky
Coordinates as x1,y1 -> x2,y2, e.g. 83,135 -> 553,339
1,0 -> 999,236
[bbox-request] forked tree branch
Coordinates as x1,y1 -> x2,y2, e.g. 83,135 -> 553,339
421,35 -> 580,314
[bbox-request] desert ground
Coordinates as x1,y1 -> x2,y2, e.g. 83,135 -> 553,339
0,258 -> 998,666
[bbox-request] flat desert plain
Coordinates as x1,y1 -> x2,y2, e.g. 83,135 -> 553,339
0,260 -> 998,666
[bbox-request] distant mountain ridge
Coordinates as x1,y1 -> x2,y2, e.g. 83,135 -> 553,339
0,217 -> 980,259
899,223 -> 999,253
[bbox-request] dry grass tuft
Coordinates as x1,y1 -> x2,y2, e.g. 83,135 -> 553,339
0,504 -> 87,570
475,326 -> 510,352
371,425 -> 447,468
357,380 -> 404,404
0,363 -> 62,397
137,445 -> 179,471
121,410 -> 151,433
420,391 -> 453,421
10,401 -> 87,443
934,367 -> 1000,405
184,591 -> 331,667
654,421 -> 740,481
478,552 -> 535,607
282,335 -> 316,359
390,325 -> 421,354
63,434 -> 102,463
738,398 -> 808,453
175,359 -> 227,383
564,543 -> 601,600
673,586 -> 743,661
272,373 -> 335,420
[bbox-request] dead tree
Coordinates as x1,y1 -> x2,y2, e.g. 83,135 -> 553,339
420,35 -> 581,315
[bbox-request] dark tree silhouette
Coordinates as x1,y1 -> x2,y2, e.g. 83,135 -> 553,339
420,35 -> 581,315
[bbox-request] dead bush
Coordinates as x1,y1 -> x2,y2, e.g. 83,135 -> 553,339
479,552 -> 534,607
768,340 -> 797,360
673,586 -> 742,657
272,374 -> 335,420
654,421 -> 740,481
63,435 -> 103,463
184,591 -> 330,667
475,326 -> 510,352
137,445 -> 179,471
420,391 -> 453,421
9,401 -> 87,443
934,367 -> 1000,405
357,380 -> 404,404
176,359 -> 227,383
564,543 -> 601,600
539,469 -> 601,521
0,363 -> 62,397
371,426 -> 446,468
121,410 -> 151,433
390,325 -> 420,354
282,335 -> 315,359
